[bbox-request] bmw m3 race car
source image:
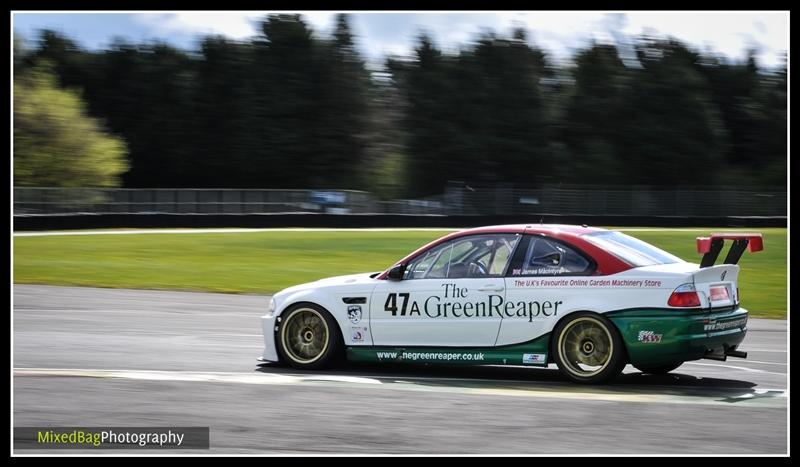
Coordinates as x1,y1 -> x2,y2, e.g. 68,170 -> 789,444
259,225 -> 763,383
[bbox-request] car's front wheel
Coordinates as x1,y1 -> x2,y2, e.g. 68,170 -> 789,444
552,312 -> 627,384
634,362 -> 683,375
276,303 -> 342,370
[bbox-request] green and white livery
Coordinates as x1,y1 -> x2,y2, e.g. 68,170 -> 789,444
259,224 -> 762,384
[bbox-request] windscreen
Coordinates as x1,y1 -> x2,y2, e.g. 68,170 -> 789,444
583,231 -> 683,267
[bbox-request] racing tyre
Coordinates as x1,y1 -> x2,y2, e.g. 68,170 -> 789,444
276,303 -> 343,370
634,362 -> 683,375
552,312 -> 627,384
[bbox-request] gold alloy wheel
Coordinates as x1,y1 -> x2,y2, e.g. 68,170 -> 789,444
557,316 -> 614,378
280,307 -> 330,364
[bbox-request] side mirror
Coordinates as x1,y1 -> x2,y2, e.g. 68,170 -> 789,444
387,264 -> 406,281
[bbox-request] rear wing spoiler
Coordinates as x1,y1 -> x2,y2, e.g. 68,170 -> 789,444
696,233 -> 764,268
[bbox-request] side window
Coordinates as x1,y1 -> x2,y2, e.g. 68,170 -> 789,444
426,244 -> 454,279
518,237 -> 592,276
488,241 -> 514,275
403,234 -> 520,279
404,248 -> 438,279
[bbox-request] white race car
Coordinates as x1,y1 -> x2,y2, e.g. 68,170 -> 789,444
259,225 -> 762,383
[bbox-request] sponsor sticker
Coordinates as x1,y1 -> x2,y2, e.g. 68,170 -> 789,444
374,350 -> 485,362
351,326 -> 367,342
637,330 -> 662,343
382,285 -> 562,322
347,305 -> 362,324
522,353 -> 546,364
704,317 -> 747,331
512,278 -> 662,288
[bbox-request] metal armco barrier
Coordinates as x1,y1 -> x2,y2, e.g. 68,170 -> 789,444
13,213 -> 786,231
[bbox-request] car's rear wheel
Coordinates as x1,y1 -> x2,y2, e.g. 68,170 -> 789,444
634,362 -> 683,374
553,312 -> 627,384
276,303 -> 342,370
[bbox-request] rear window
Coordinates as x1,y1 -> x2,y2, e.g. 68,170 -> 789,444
519,237 -> 592,276
583,231 -> 683,267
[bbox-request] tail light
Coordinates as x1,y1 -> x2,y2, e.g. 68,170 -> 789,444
668,283 -> 701,308
709,286 -> 730,302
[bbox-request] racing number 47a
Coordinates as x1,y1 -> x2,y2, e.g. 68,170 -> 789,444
384,293 -> 410,316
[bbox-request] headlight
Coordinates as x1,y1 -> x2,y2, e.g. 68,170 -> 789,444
266,298 -> 276,317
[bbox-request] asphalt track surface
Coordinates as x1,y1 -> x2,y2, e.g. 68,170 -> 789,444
13,285 -> 788,454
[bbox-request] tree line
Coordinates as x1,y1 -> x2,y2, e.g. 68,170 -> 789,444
14,14 -> 787,197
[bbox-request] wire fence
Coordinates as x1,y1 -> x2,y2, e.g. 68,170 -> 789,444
13,188 -> 376,215
13,185 -> 787,217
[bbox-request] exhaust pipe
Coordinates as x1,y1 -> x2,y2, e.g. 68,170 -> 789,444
704,347 -> 748,361
727,349 -> 748,359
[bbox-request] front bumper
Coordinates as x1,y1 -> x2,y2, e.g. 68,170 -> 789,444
259,313 -> 279,363
608,307 -> 749,367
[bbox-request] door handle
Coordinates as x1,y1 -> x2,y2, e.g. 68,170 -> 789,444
478,285 -> 504,292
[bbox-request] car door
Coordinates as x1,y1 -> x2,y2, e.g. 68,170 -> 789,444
497,234 -> 596,346
369,233 -> 521,347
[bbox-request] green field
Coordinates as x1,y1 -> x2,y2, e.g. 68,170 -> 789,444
13,227 -> 787,318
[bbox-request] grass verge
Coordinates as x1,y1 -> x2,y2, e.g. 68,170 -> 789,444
13,227 -> 786,318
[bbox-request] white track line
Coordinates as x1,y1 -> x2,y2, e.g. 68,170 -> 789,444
14,227 -> 772,237
13,228 -> 459,237
683,362 -> 786,375
13,368 -> 382,385
615,228 -> 769,232
14,366 -> 787,393
728,360 -> 787,366
14,367 -> 787,407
